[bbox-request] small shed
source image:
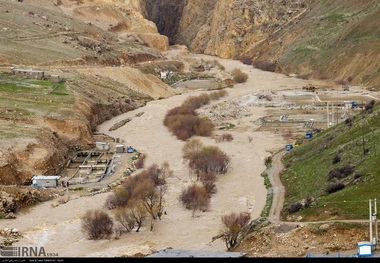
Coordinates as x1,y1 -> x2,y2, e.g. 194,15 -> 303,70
160,71 -> 169,79
358,241 -> 372,257
50,75 -> 62,83
115,144 -> 125,153
95,142 -> 110,151
31,175 -> 61,188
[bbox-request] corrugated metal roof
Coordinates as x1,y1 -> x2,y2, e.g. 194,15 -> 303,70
146,249 -> 247,258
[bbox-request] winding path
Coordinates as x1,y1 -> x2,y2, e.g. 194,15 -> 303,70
266,149 -> 371,225
267,149 -> 286,222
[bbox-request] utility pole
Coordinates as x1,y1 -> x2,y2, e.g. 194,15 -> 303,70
369,199 -> 378,250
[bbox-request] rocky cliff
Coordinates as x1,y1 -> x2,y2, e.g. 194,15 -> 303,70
145,0 -> 380,89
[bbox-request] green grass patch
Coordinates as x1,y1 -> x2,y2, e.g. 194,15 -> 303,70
282,102 -> 380,220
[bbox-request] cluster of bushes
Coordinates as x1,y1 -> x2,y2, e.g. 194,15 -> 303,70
235,56 -> 277,72
335,76 -> 353,85
252,60 -> 277,72
327,164 -> 354,181
326,182 -> 345,194
81,162 -> 173,239
164,90 -> 227,140
364,100 -> 375,113
180,139 -> 230,216
288,195 -> 313,214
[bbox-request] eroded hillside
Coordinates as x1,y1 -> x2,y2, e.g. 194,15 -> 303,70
145,0 -> 380,90
0,0 -> 176,189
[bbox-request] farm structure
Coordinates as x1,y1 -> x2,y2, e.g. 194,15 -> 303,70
11,68 -> 44,79
31,175 -> 61,188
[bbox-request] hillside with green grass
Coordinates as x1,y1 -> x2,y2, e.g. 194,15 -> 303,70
281,100 -> 380,221
244,0 -> 380,90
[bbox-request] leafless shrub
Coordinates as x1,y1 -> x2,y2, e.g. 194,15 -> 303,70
194,117 -> 214,137
240,58 -> 253,65
81,209 -> 114,240
114,199 -> 147,232
180,183 -> 210,216
247,136 -> 253,143
104,186 -> 130,210
182,138 -> 203,160
335,79 -> 347,85
231,68 -> 248,83
221,133 -> 234,142
143,163 -> 173,186
134,153 -> 146,169
199,172 -> 217,196
220,211 -> 251,250
252,60 -> 276,72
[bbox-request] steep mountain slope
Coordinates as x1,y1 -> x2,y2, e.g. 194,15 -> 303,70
145,0 -> 380,90
0,0 -> 176,187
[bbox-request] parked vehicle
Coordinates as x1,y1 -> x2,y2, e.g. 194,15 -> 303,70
285,144 -> 294,151
302,83 -> 317,92
126,146 -> 134,153
352,101 -> 359,107
305,132 -> 313,139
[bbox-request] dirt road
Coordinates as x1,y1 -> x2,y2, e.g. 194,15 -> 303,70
267,150 -> 286,222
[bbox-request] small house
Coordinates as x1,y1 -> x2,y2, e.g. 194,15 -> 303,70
31,175 -> 61,188
11,68 -> 45,80
160,71 -> 169,79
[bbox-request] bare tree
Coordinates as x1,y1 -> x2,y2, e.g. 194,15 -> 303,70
114,207 -> 135,233
81,209 -> 114,240
220,211 -> 251,250
133,178 -> 159,219
180,183 -> 210,217
104,186 -> 130,210
146,162 -> 173,186
127,199 -> 148,232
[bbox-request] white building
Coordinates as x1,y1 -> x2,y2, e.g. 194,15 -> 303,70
31,175 -> 61,188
